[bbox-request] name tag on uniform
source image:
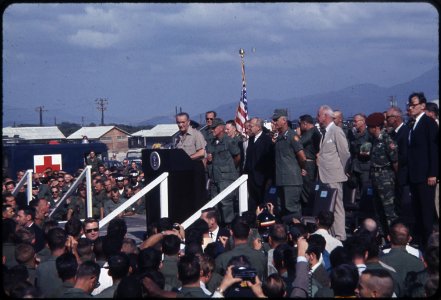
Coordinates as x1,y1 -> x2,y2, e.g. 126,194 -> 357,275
315,184 -> 320,191
320,191 -> 328,198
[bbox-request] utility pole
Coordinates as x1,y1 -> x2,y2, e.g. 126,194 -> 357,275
95,98 -> 108,126
81,116 -> 85,127
389,96 -> 397,107
35,106 -> 48,126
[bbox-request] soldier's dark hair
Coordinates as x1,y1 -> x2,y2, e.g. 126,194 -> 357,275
114,275 -> 143,298
138,247 -> 162,273
389,221 -> 410,246
107,218 -> 127,240
408,92 -> 427,104
206,111 -> 217,117
176,112 -> 190,119
108,252 -> 130,280
231,217 -> 250,240
273,243 -> 297,277
56,252 -> 78,281
306,234 -> 326,259
77,238 -> 95,262
201,207 -> 220,224
65,217 -> 83,238
329,246 -> 352,269
299,114 -> 314,124
262,273 -> 286,298
331,264 -> 359,296
269,224 -> 287,243
14,226 -> 35,245
178,254 -> 200,285
20,205 -> 36,221
227,255 -> 251,268
76,260 -> 100,279
15,243 -> 35,264
162,234 -> 181,256
226,119 -> 236,127
317,210 -> 334,229
47,227 -> 68,252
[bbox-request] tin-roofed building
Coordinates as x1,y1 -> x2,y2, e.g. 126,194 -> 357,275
129,124 -> 179,148
2,126 -> 65,144
67,126 -> 131,156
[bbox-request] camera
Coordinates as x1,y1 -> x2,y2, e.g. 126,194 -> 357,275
232,266 -> 257,283
173,223 -> 180,231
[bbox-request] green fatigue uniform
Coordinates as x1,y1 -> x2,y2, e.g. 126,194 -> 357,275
68,196 -> 87,220
160,255 -> 182,291
93,190 -> 107,219
48,281 -> 74,298
177,286 -> 208,298
370,129 -> 398,235
201,126 -> 215,199
62,287 -> 93,298
214,243 -> 267,281
274,128 -> 304,218
35,255 -> 63,297
103,195 -> 128,217
86,156 -> 102,173
348,129 -> 372,194
299,127 -> 321,206
207,135 -> 240,224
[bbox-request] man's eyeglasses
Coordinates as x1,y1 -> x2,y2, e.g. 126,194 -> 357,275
85,228 -> 99,233
407,103 -> 421,109
51,191 -> 59,194
206,118 -> 214,121
386,115 -> 397,119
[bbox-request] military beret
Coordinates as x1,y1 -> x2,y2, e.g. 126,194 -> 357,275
210,118 -> 226,129
365,112 -> 385,127
272,109 -> 288,120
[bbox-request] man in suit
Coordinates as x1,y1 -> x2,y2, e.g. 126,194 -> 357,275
386,107 -> 411,221
200,206 -> 229,243
243,117 -> 274,212
316,105 -> 350,241
407,92 -> 438,248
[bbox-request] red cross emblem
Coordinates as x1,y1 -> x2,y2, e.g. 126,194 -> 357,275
34,154 -> 62,173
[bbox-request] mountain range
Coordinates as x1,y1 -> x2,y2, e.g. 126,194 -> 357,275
3,67 -> 438,127
138,66 -> 439,125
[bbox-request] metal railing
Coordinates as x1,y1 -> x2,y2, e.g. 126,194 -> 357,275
98,172 -> 169,229
12,169 -> 33,204
49,166 -> 93,219
181,174 -> 248,229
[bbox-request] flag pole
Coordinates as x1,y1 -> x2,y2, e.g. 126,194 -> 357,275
235,48 -> 249,137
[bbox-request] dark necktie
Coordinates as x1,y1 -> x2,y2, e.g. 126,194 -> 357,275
210,232 -> 214,240
320,128 -> 326,144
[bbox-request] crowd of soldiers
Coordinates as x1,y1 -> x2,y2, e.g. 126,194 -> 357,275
2,91 -> 439,297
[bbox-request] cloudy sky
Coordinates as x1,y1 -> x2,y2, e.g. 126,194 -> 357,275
3,2 -> 438,125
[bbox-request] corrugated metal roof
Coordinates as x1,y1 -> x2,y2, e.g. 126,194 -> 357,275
2,126 -> 65,140
67,126 -> 131,139
132,124 -> 178,137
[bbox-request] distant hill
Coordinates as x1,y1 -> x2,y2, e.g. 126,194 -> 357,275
201,66 -> 439,121
3,67 -> 437,126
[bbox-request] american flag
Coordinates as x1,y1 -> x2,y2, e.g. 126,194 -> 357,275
235,61 -> 249,136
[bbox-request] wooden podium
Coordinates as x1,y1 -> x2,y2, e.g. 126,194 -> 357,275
142,149 -> 206,224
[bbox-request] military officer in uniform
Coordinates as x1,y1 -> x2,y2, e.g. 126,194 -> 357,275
298,114 -> 321,211
206,118 -> 241,225
272,109 -> 306,219
366,112 -> 398,236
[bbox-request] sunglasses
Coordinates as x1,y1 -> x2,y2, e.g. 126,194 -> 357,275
206,118 -> 214,120
85,228 -> 99,233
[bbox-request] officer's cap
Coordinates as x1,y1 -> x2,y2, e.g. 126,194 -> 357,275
210,118 -> 226,129
365,112 -> 385,127
272,109 -> 288,120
